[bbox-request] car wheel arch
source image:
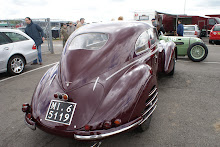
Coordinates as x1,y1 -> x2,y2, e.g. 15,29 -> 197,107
8,53 -> 27,65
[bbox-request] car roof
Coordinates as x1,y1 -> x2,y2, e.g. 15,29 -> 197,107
0,28 -> 32,40
73,21 -> 151,35
0,28 -> 24,33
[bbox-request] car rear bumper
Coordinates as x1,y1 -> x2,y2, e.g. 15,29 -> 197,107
74,119 -> 143,140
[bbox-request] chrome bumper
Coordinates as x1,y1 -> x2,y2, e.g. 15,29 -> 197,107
74,119 -> 142,140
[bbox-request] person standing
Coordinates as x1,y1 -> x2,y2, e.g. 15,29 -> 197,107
60,23 -> 68,47
177,20 -> 184,36
25,17 -> 45,65
76,18 -> 85,29
151,18 -> 157,27
67,21 -> 75,37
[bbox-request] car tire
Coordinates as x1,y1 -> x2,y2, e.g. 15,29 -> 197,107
7,55 -> 25,75
187,42 -> 208,62
209,40 -> 213,44
136,116 -> 152,132
168,51 -> 176,76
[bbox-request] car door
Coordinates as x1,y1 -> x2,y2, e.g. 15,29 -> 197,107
166,36 -> 189,56
0,33 -> 14,71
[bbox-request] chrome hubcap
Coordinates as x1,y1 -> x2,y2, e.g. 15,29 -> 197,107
190,45 -> 205,59
11,58 -> 24,73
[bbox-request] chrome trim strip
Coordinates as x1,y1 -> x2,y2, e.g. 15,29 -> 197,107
74,119 -> 142,140
49,74 -> 56,86
149,87 -> 157,97
105,49 -> 159,81
146,92 -> 158,107
139,105 -> 157,125
93,77 -> 99,91
106,60 -> 139,81
143,97 -> 158,116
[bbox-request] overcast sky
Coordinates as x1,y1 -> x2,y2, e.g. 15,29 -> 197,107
0,0 -> 219,22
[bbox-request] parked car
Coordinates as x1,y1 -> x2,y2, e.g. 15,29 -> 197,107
0,29 -> 37,75
183,25 -> 201,38
22,22 -> 176,143
160,33 -> 208,62
209,24 -> 220,44
17,27 -> 26,32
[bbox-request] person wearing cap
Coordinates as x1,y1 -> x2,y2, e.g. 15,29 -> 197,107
60,23 -> 68,47
76,18 -> 85,29
151,18 -> 157,27
67,21 -> 75,37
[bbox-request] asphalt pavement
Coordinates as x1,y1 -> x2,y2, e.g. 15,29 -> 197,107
0,38 -> 219,147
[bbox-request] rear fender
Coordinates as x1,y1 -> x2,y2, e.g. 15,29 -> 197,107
88,63 -> 153,128
158,41 -> 176,73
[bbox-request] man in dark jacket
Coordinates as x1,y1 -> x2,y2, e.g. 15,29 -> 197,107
177,20 -> 184,36
25,17 -> 45,65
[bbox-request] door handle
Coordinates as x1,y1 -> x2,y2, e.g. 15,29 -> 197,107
4,47 -> 9,50
178,39 -> 181,40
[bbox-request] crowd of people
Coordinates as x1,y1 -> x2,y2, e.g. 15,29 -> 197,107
60,18 -> 85,47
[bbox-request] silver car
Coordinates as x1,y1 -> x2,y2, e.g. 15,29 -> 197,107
183,25 -> 201,38
0,29 -> 37,75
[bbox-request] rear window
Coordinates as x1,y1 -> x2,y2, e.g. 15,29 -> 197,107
68,33 -> 108,50
184,26 -> 195,31
213,25 -> 220,31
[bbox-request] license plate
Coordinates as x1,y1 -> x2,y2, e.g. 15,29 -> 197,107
218,32 -> 220,35
45,100 -> 77,125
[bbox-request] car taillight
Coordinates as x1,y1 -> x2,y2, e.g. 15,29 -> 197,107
54,93 -> 69,101
22,103 -> 30,112
195,31 -> 198,35
84,125 -> 91,131
54,93 -> 58,98
103,121 -> 112,129
32,44 -> 37,50
114,119 -> 121,126
27,113 -> 32,119
63,94 -> 68,100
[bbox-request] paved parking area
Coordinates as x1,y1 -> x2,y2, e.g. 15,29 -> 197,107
0,38 -> 219,147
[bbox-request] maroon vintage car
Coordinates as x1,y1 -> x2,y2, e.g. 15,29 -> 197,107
22,22 -> 176,142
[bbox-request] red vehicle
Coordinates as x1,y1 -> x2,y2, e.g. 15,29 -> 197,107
209,24 -> 220,44
22,22 -> 176,143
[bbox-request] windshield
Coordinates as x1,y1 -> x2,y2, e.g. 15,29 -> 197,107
68,33 -> 108,50
184,26 -> 195,31
213,25 -> 220,31
215,18 -> 220,24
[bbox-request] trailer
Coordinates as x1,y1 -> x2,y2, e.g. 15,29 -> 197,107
134,11 -> 220,36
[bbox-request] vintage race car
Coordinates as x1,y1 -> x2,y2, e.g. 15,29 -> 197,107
22,22 -> 176,143
159,34 -> 208,62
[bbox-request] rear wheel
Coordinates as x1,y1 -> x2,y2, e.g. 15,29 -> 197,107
7,55 -> 25,75
168,51 -> 176,76
136,116 -> 152,132
187,42 -> 208,62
